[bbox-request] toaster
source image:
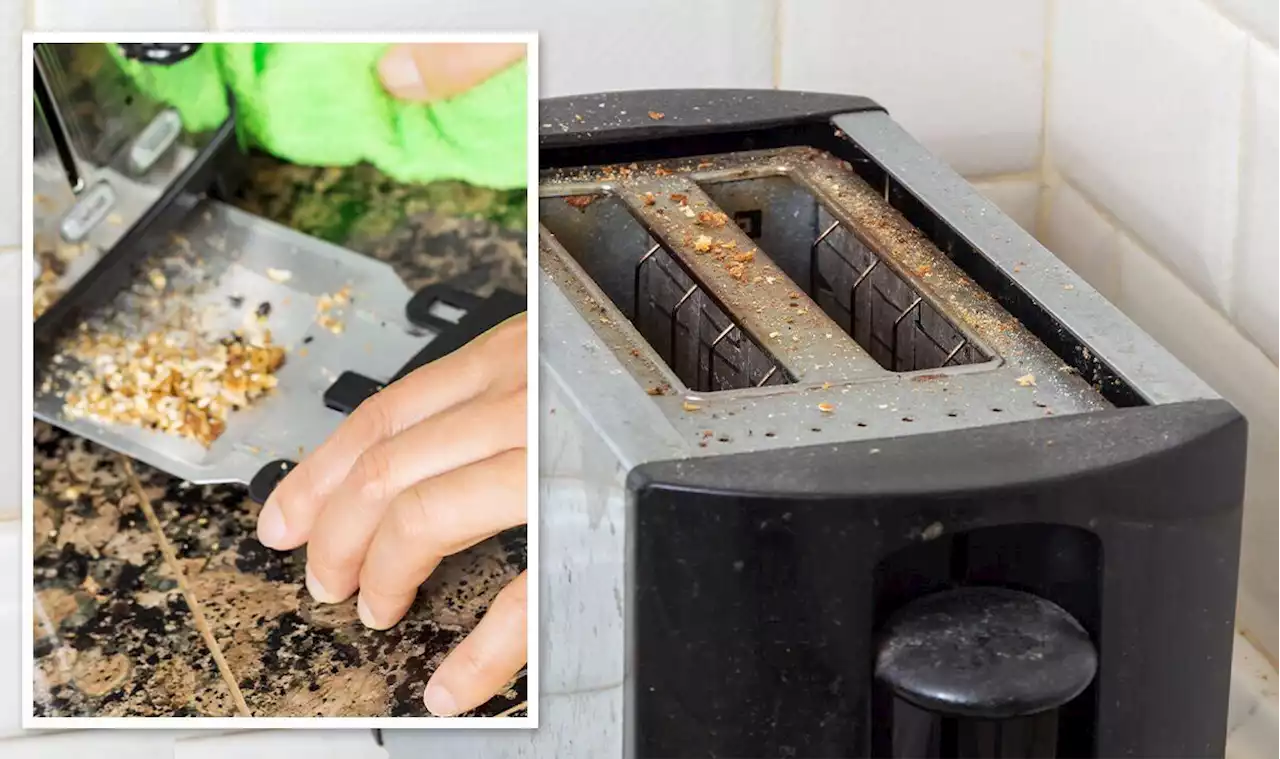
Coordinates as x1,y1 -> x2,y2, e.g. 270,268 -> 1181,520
31,42 -> 524,498
391,89 -> 1241,759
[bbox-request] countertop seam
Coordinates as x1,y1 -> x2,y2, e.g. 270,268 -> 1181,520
121,456 -> 253,718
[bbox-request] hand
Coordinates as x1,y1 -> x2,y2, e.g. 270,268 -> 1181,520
256,313 -> 528,716
377,42 -> 527,102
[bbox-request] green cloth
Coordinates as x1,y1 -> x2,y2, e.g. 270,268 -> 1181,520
110,43 -> 527,190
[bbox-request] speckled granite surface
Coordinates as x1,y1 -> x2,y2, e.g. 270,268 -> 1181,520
33,153 -> 528,718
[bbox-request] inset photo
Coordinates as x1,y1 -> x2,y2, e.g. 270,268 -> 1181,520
24,34 -> 536,727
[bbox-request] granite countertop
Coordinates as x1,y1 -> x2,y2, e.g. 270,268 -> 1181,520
32,154 -> 529,718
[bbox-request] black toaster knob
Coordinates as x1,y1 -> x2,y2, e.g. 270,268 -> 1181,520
874,587 -> 1097,758
116,43 -> 202,66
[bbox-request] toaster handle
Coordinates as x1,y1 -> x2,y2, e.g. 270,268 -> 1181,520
246,283 -> 526,505
540,88 -> 884,153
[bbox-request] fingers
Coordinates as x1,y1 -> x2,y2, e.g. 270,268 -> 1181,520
424,571 -> 528,716
256,315 -> 525,551
356,448 -> 526,630
378,43 -> 527,103
304,386 -> 526,603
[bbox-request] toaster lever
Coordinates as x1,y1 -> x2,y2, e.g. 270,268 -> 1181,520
875,587 -> 1097,758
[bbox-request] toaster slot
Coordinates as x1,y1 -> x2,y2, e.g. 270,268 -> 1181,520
700,174 -> 989,372
541,194 -> 788,392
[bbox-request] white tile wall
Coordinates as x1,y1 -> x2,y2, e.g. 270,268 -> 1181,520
1,0 -> 23,248
5,732 -> 211,758
1214,0 -> 1279,47
0,522 -> 22,739
0,252 -> 17,524
1232,40 -> 1279,362
215,0 -> 774,97
970,177 -> 1041,233
1040,177 -> 1124,302
778,0 -> 1047,176
1046,0 -> 1248,313
174,731 -> 386,759
32,0 -> 210,30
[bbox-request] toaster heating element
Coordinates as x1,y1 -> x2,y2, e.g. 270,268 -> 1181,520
526,90 -> 1246,759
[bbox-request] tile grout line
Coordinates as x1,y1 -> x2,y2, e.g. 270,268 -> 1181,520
1032,0 -> 1057,242
1201,0 -> 1279,52
1223,35 -> 1254,324
965,169 -> 1043,185
120,455 -> 253,718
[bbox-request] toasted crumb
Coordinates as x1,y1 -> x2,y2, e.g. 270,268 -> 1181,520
643,192 -> 656,206
693,235 -> 713,253
696,210 -> 728,228
33,263 -> 62,319
1016,373 -> 1037,387
147,269 -> 167,290
318,315 -> 345,335
818,402 -> 836,413
682,401 -> 701,412
648,111 -> 665,120
565,195 -> 596,210
266,268 -> 292,283
60,329 -> 286,447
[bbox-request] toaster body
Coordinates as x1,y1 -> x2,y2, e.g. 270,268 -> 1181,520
529,90 -> 1245,759
33,42 -> 242,342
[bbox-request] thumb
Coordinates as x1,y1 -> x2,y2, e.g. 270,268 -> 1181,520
377,42 -> 526,103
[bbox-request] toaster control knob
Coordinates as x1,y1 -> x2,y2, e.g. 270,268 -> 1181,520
875,587 -> 1097,757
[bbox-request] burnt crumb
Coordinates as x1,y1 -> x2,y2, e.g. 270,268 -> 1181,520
228,295 -> 244,308
256,301 -> 272,318
303,335 -> 314,345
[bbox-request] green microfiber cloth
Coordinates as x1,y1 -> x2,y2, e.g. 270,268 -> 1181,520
110,43 -> 527,190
